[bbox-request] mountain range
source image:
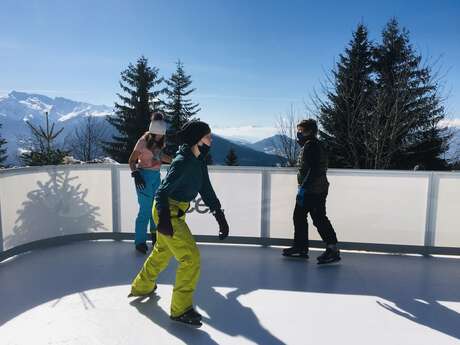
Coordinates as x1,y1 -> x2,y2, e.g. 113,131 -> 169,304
207,135 -> 284,166
2,91 -> 457,167
0,91 -> 284,166
246,135 -> 296,156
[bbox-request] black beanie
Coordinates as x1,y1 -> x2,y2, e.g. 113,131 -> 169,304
178,121 -> 211,146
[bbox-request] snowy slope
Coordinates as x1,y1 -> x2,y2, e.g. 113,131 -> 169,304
0,91 -> 113,164
0,91 -> 284,166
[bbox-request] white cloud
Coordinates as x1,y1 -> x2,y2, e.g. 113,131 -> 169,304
439,119 -> 460,128
213,125 -> 278,143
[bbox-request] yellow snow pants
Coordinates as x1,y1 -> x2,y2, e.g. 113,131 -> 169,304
130,199 -> 200,317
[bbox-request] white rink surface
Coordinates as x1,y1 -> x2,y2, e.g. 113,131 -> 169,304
1,241 -> 459,345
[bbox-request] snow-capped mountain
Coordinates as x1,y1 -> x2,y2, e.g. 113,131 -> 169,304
0,91 -> 285,166
0,91 -> 113,164
0,91 -> 112,123
4,90 -> 455,167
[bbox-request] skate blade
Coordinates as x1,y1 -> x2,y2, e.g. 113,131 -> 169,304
128,292 -> 151,298
282,253 -> 309,259
170,318 -> 203,328
317,257 -> 341,265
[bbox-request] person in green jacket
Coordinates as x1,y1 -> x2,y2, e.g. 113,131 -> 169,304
129,120 -> 230,327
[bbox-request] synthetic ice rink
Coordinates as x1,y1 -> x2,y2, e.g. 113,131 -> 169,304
1,241 -> 459,345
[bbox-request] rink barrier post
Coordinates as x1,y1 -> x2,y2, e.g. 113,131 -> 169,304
260,171 -> 271,245
111,165 -> 122,233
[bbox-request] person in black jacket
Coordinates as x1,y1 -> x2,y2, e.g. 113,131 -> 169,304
282,119 -> 340,264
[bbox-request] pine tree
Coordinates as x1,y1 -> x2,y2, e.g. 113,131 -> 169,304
163,60 -> 200,156
225,148 -> 239,166
317,24 -> 374,168
0,122 -> 7,167
316,19 -> 450,170
371,18 -> 449,170
451,158 -> 460,171
20,112 -> 68,166
103,56 -> 163,163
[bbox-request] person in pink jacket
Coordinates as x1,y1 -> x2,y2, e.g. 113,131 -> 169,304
128,112 -> 171,254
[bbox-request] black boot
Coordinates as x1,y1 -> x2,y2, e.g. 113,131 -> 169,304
170,308 -> 203,326
317,247 -> 341,264
282,246 -> 309,258
187,308 -> 202,321
135,243 -> 148,254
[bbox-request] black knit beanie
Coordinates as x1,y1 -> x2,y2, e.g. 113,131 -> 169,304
179,121 -> 211,146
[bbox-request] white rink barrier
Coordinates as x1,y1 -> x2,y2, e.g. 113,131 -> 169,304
1,164 -> 459,259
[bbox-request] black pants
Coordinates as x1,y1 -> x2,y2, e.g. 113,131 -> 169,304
293,193 -> 338,250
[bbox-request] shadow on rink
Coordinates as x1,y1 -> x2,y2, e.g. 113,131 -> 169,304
0,242 -> 459,343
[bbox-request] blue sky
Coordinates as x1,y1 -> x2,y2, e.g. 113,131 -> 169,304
0,0 -> 459,129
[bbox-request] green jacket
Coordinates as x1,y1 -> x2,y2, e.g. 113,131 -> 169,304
155,144 -> 221,212
297,138 -> 329,194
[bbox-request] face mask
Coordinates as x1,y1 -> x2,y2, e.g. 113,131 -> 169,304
198,143 -> 211,158
297,132 -> 307,145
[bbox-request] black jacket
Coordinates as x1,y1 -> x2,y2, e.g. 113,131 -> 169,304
297,138 -> 329,194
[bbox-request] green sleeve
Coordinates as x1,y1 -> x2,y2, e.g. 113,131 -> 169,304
199,165 -> 222,213
155,158 -> 187,210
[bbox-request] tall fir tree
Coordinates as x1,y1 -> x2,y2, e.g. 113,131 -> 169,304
225,148 -> 239,166
317,24 -> 374,168
317,19 -> 449,170
371,18 -> 449,169
0,122 -> 7,167
163,60 -> 200,156
104,56 -> 163,163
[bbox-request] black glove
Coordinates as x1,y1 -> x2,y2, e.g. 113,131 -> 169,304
157,207 -> 174,237
213,209 -> 229,240
131,170 -> 145,190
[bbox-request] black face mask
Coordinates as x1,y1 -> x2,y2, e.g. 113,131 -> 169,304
297,132 -> 307,146
198,143 -> 211,158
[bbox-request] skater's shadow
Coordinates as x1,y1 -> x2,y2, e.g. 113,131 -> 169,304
128,284 -> 285,344
129,295 -> 220,345
4,169 -> 105,249
197,286 -> 286,345
377,298 -> 460,339
2,242 -> 460,343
